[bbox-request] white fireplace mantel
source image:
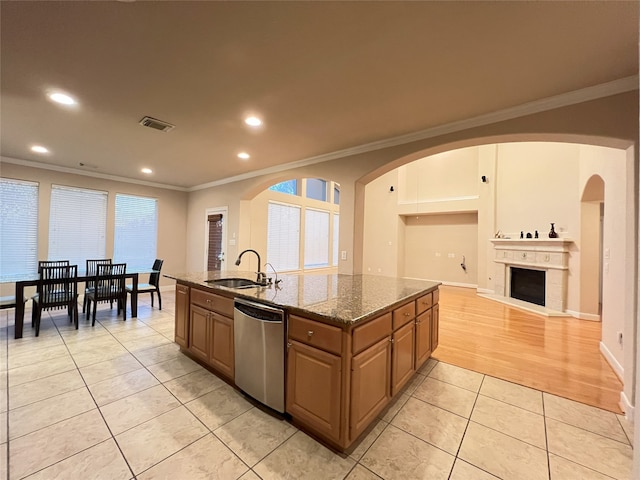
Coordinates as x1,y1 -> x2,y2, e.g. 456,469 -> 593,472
489,238 -> 574,313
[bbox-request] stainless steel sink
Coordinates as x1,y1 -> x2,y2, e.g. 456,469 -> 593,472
206,278 -> 261,289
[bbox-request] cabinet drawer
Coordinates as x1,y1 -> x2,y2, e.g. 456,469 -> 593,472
392,302 -> 416,330
191,288 -> 233,316
289,315 -> 342,355
416,292 -> 433,315
352,313 -> 392,355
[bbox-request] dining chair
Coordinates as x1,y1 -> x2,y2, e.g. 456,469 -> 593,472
35,259 -> 72,313
126,258 -> 163,310
32,264 -> 79,336
83,259 -> 112,313
85,263 -> 127,325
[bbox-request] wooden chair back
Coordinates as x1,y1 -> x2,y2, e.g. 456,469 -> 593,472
37,265 -> 78,310
93,263 -> 127,303
149,259 -> 164,288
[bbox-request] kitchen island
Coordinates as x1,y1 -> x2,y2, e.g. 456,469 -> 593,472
166,271 -> 440,451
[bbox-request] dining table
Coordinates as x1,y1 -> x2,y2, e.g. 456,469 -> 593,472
1,267 -> 159,339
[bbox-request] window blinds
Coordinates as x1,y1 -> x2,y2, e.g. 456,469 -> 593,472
267,202 -> 300,272
0,179 -> 38,277
48,185 -> 107,267
304,208 -> 329,269
114,194 -> 158,269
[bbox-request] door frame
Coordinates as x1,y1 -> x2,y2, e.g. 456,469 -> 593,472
204,206 -> 228,271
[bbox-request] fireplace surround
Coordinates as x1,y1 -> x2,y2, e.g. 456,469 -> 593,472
490,238 -> 573,313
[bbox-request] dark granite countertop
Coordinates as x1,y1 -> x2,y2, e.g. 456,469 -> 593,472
164,271 -> 440,326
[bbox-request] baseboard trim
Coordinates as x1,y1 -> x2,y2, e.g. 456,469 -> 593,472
476,288 -> 494,295
620,391 -> 634,418
401,277 -> 478,290
565,309 -> 601,321
600,341 -> 624,382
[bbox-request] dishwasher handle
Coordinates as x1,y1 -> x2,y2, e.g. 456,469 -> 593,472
234,299 -> 283,323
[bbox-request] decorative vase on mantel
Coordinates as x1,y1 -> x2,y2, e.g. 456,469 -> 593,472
548,223 -> 558,238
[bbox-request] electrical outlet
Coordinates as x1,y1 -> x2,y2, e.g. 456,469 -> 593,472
341,250 -> 347,261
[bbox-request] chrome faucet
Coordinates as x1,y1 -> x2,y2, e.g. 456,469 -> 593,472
235,249 -> 267,285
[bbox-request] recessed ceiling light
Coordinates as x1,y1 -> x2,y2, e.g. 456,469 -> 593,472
47,92 -> 77,106
31,145 -> 49,154
244,116 -> 262,127
237,152 -> 250,160
141,168 -> 153,174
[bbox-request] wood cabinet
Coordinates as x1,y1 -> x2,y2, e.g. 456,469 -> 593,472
286,339 -> 342,444
415,309 -> 432,369
175,284 -> 190,348
431,303 -> 440,352
350,336 -> 391,439
391,320 -> 415,396
183,286 -> 235,380
189,304 -> 210,362
210,312 -> 234,378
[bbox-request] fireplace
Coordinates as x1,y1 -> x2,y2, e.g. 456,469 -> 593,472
510,267 -> 545,306
490,238 -> 573,313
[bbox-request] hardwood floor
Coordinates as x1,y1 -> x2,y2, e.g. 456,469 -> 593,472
433,285 -> 623,413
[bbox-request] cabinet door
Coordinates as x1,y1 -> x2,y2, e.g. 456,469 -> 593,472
189,305 -> 210,362
210,312 -> 234,380
431,304 -> 440,352
175,284 -> 190,348
391,321 -> 415,396
350,336 -> 391,441
415,309 -> 432,369
286,340 -> 342,444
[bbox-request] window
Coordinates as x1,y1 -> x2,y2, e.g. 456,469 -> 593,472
0,179 -> 38,277
304,209 -> 330,269
267,202 -> 300,271
269,180 -> 298,196
114,194 -> 158,269
333,184 -> 340,205
49,185 -> 107,267
333,214 -> 339,267
306,178 -> 327,201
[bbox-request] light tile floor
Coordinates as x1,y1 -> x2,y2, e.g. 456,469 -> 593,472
0,295 -> 635,479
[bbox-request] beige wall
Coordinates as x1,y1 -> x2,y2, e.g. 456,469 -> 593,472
0,162 -> 188,295
403,213 -> 479,285
578,145 -> 633,404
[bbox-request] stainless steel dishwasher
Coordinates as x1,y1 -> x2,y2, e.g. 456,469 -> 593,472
233,298 -> 285,413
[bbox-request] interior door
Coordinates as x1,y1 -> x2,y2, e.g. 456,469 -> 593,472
206,212 -> 225,271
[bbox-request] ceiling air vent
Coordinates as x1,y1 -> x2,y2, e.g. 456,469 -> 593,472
139,116 -> 175,132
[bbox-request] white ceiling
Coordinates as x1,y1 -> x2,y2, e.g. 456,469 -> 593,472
1,1 -> 637,190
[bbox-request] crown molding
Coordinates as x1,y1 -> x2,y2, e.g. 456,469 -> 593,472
0,156 -> 189,192
2,76 -> 636,192
190,75 -> 638,191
